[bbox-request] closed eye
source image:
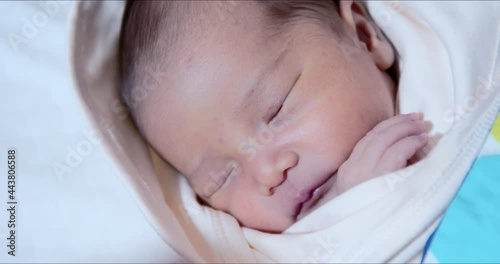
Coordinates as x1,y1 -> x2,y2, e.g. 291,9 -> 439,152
267,73 -> 301,123
208,161 -> 238,197
267,103 -> 283,123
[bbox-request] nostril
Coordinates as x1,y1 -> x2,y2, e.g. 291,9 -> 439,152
265,168 -> 290,196
259,185 -> 273,196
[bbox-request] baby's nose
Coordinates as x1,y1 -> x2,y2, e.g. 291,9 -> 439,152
255,150 -> 299,195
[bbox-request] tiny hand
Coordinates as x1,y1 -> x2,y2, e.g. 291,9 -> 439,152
335,113 -> 428,194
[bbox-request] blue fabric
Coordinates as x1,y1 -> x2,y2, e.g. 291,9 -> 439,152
420,229 -> 436,263
426,155 -> 500,262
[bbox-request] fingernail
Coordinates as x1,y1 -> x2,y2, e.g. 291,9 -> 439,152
408,113 -> 419,120
419,133 -> 429,141
415,120 -> 426,129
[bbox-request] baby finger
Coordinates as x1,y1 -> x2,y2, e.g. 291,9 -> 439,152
368,113 -> 420,135
377,133 -> 429,174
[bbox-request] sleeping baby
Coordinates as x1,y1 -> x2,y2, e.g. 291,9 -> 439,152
119,0 -> 429,233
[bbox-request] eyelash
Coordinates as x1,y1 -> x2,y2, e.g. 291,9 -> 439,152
211,163 -> 237,197
268,103 -> 283,123
267,73 -> 301,123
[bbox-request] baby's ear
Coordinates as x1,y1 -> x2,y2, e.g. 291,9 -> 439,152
338,0 -> 394,71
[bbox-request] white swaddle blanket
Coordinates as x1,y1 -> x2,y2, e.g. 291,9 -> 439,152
69,1 -> 500,262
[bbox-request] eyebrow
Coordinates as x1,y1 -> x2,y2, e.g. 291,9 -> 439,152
237,43 -> 291,116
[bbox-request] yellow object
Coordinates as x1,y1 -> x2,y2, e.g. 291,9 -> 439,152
492,113 -> 500,143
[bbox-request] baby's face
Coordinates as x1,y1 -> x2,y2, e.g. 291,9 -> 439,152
138,2 -> 396,232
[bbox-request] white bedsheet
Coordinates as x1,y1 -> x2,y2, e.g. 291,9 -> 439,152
0,1 -> 182,262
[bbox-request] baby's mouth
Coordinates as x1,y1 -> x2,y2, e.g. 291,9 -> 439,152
295,173 -> 336,220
